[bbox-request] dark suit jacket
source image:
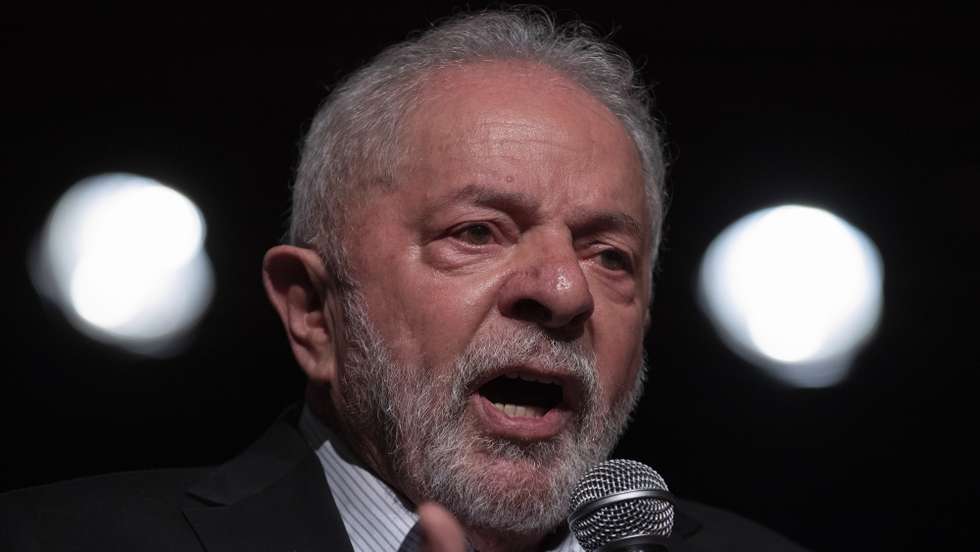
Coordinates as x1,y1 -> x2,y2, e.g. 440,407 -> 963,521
0,408 -> 807,551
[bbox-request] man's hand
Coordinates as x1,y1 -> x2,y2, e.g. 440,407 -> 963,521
418,502 -> 467,552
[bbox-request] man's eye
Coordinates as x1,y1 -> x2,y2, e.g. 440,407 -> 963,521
598,249 -> 632,272
452,224 -> 494,245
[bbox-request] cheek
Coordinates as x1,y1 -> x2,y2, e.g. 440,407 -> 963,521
370,260 -> 506,368
593,305 -> 647,400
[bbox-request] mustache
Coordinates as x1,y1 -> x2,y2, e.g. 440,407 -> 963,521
449,325 -> 598,407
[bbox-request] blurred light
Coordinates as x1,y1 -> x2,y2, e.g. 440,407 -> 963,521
699,204 -> 883,387
31,173 -> 214,356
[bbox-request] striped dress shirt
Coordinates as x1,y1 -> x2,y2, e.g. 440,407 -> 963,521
299,406 -> 583,552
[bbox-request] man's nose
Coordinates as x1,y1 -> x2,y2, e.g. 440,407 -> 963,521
497,244 -> 595,336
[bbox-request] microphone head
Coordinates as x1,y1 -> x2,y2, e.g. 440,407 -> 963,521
568,459 -> 675,551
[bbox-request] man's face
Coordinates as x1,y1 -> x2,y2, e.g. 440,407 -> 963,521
334,62 -> 653,534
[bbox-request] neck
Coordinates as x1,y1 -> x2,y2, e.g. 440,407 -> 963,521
467,527 -> 560,552
305,383 -> 396,486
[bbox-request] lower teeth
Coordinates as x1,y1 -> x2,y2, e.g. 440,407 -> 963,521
491,402 -> 546,417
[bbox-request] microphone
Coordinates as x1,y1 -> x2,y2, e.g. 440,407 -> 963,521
567,459 -> 676,552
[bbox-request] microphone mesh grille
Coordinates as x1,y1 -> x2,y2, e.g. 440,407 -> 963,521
568,459 -> 674,551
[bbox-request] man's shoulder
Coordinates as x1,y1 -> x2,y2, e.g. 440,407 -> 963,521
0,467 -> 211,551
1,466 -> 209,507
0,410 -> 351,552
674,497 -> 809,552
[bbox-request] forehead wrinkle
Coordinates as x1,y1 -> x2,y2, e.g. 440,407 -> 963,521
442,120 -> 591,167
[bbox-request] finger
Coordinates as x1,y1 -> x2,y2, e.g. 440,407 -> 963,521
418,502 -> 467,552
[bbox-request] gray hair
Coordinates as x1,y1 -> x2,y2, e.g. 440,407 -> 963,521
289,7 -> 667,287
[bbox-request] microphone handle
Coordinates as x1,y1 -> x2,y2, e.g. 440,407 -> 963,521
595,534 -> 670,552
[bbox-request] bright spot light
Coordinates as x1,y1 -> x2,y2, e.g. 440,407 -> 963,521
699,205 -> 883,387
31,173 -> 214,356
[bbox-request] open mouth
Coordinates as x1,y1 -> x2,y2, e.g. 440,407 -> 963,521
477,374 -> 564,418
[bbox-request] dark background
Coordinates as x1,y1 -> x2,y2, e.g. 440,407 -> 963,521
2,3 -> 977,550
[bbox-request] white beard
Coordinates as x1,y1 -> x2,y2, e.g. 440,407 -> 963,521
336,289 -> 647,536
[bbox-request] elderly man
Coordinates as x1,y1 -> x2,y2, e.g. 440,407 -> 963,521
1,8 -> 806,552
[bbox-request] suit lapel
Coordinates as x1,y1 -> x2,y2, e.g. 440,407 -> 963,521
182,407 -> 354,552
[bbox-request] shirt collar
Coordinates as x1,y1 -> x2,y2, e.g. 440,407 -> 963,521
300,405 -> 421,552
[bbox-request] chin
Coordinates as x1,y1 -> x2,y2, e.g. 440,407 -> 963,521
478,449 -> 564,491
419,435 -> 586,536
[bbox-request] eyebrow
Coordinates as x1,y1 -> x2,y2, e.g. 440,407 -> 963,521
568,210 -> 646,246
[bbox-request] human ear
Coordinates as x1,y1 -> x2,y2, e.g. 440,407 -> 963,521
262,245 -> 341,384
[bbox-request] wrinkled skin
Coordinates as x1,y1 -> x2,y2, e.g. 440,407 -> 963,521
337,62 -> 654,551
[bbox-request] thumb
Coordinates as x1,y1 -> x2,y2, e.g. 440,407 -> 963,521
418,502 -> 467,552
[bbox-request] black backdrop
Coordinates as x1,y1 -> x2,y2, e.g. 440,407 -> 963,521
2,3 -> 977,550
